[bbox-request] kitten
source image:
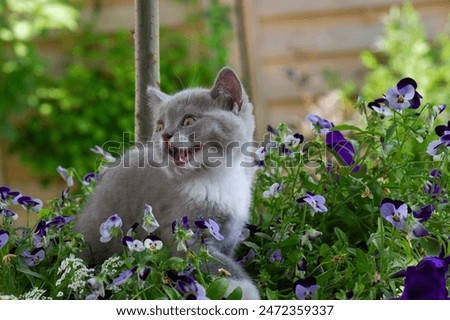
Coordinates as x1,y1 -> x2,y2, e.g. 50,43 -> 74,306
75,67 -> 260,299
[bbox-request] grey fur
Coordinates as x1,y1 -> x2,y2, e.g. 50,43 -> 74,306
75,67 -> 260,299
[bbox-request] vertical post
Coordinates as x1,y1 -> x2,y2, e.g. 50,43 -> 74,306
134,0 -> 160,144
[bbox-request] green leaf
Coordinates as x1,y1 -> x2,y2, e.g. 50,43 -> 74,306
332,124 -> 363,132
16,266 -> 44,279
226,286 -> 243,300
241,241 -> 260,252
334,227 -> 348,243
206,278 -> 229,300
265,287 -> 279,300
162,285 -> 182,300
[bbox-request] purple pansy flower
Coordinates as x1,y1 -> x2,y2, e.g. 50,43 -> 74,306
122,236 -> 145,252
413,204 -> 434,223
239,249 -> 256,265
269,249 -> 283,263
17,196 -> 43,213
0,186 -> 22,205
0,230 -> 9,249
33,219 -> 48,248
263,182 -> 283,199
368,98 -> 393,117
87,277 -> 105,299
380,198 -> 410,230
90,145 -> 116,163
113,267 -> 137,286
195,218 -> 225,241
47,216 -> 74,229
0,208 -> 18,221
285,133 -> 304,148
385,77 -> 422,110
22,248 -> 45,266
294,277 -> 320,300
255,146 -> 266,167
326,131 -> 356,167
57,166 -> 74,187
306,114 -> 334,135
297,192 -> 327,216
142,204 -> 160,233
297,258 -> 307,272
138,267 -> 151,288
99,214 -> 123,243
301,229 -> 323,246
427,120 -> 450,156
176,275 -> 209,300
400,256 -> 449,300
172,216 -> 194,251
82,172 -> 99,186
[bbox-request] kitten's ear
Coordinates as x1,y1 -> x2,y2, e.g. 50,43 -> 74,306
147,86 -> 170,106
210,67 -> 244,113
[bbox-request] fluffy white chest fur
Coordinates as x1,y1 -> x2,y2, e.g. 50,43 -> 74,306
180,165 -> 253,221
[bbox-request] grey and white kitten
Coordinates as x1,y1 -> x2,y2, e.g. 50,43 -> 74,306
75,67 -> 260,299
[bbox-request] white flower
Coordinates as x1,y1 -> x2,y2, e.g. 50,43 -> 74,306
142,204 -> 159,233
263,182 -> 283,198
99,214 -> 123,243
144,236 -> 163,251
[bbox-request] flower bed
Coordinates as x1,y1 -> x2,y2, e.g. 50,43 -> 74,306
0,78 -> 449,299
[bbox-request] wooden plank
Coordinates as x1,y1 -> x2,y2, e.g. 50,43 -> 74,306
83,0 -> 188,32
260,55 -> 365,102
256,4 -> 449,60
254,0 -> 446,18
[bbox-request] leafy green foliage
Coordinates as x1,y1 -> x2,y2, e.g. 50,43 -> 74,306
361,3 -> 450,105
5,0 -> 233,178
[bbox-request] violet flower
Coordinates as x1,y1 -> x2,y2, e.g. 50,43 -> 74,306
306,114 -> 334,135
0,186 -> 21,205
57,166 -> 74,187
368,98 -> 393,117
297,192 -> 327,216
194,218 -> 225,241
294,277 -> 320,300
113,267 -> 137,286
33,219 -> 47,248
326,131 -> 356,167
269,249 -> 283,263
47,216 -> 74,229
17,196 -> 43,213
22,248 -> 45,266
413,204 -> 434,223
176,275 -> 209,300
255,146 -> 266,167
144,235 -> 163,251
87,277 -> 105,299
284,133 -> 304,148
172,216 -> 194,251
122,236 -> 145,252
90,145 -> 116,163
263,182 -> 283,199
82,172 -> 98,186
0,208 -> 18,221
385,77 -> 422,110
400,256 -> 449,300
99,214 -> 123,243
427,120 -> 450,156
380,198 -> 410,230
138,267 -> 151,288
0,230 -> 9,249
142,204 -> 160,233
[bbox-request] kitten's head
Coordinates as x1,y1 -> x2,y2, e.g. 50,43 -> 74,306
147,67 -> 255,175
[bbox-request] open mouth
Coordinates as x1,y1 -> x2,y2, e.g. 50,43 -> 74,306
166,144 -> 203,166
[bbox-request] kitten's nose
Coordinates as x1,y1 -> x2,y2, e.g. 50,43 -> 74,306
162,133 -> 173,142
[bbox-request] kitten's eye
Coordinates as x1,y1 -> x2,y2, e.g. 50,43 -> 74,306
182,116 -> 196,127
155,121 -> 164,132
